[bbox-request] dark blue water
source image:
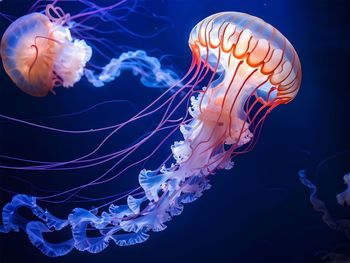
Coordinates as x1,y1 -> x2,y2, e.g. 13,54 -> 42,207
0,0 -> 349,262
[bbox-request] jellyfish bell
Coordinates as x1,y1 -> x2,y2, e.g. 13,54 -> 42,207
0,8 -> 92,97
188,12 -> 301,149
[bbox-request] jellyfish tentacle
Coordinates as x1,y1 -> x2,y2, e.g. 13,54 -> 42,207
26,221 -> 75,257
298,170 -> 337,228
45,3 -> 71,25
0,172 -> 211,256
84,50 -> 181,89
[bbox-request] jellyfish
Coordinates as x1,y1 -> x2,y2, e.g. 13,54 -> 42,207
299,170 -> 350,262
299,170 -> 350,238
1,10 -> 92,97
0,0 -> 179,97
299,150 -> 350,261
0,12 -> 301,257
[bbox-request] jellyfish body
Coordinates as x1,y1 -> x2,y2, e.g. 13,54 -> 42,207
0,12 -> 301,256
188,12 -> 301,140
0,12 -> 92,97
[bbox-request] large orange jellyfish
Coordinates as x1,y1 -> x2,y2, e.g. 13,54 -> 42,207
0,12 -> 301,256
184,11 -> 301,158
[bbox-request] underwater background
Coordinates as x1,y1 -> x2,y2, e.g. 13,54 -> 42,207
0,0 -> 349,262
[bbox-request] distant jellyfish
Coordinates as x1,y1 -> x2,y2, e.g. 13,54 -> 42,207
1,11 -> 92,97
299,169 -> 350,238
0,0 -> 179,97
0,12 -> 301,256
299,150 -> 350,261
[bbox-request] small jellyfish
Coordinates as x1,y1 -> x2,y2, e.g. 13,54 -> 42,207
0,1 -> 179,97
0,9 -> 92,97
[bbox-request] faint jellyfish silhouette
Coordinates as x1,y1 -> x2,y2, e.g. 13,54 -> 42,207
299,170 -> 350,238
299,150 -> 350,262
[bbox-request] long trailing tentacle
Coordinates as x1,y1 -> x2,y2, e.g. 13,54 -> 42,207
84,50 -> 181,89
0,173 -> 211,257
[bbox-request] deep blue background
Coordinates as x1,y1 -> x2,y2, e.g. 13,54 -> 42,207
0,0 -> 350,262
